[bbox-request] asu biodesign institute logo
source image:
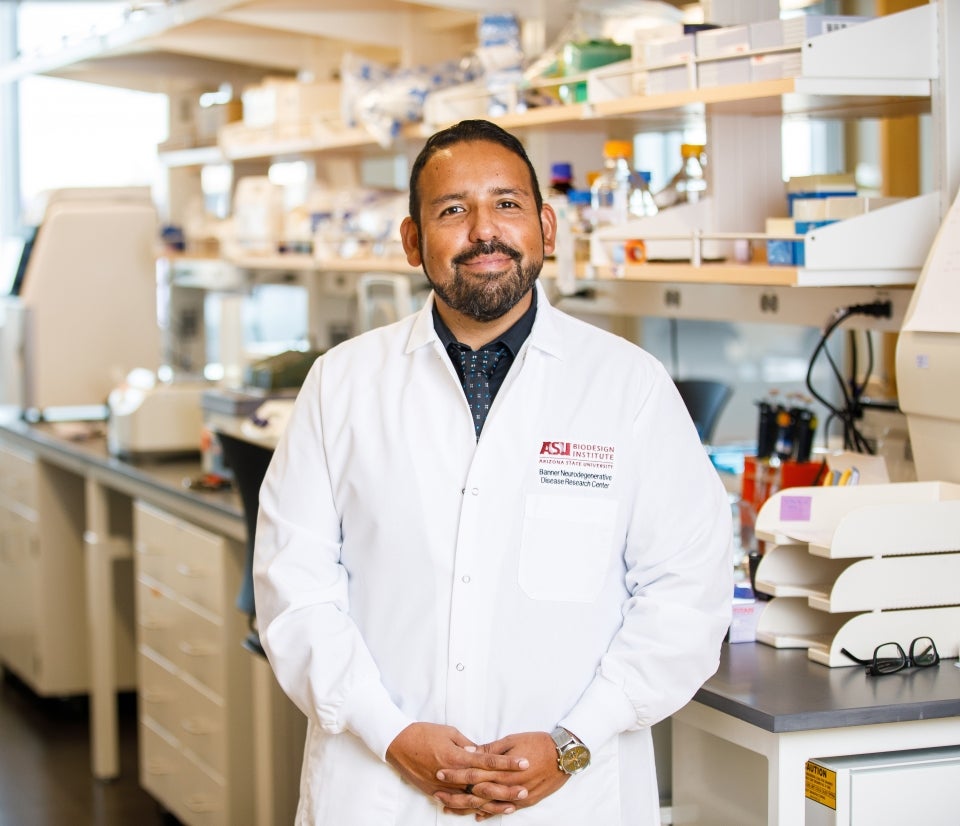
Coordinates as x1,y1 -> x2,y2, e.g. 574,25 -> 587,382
537,441 -> 615,489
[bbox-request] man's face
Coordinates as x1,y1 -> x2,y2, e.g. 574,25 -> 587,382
401,140 -> 556,323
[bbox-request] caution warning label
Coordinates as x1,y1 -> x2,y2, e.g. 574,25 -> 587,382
804,761 -> 837,810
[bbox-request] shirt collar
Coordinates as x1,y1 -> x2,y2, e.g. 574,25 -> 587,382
432,286 -> 538,356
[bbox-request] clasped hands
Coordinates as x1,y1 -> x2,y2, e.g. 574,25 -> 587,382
386,722 -> 568,821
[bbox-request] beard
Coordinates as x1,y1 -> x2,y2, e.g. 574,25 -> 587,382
425,239 -> 542,322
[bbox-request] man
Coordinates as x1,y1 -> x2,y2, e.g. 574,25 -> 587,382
254,119 -> 732,824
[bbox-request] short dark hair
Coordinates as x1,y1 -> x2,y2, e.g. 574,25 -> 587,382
407,119 -> 543,229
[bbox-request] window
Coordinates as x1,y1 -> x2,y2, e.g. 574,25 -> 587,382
3,2 -> 167,240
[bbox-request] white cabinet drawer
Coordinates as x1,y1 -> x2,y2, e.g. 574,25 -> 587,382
136,579 -> 178,664
140,718 -> 184,812
171,600 -> 225,698
139,648 -> 181,735
0,445 -> 37,512
174,753 -> 228,826
137,578 -> 225,698
133,500 -> 253,826
176,671 -> 227,775
170,542 -> 224,617
141,718 -> 228,826
135,503 -> 226,617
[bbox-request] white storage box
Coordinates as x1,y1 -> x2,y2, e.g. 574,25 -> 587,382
646,64 -> 695,95
698,57 -> 750,88
750,51 -> 802,82
695,25 -> 750,59
782,15 -> 871,46
749,19 -> 784,50
424,82 -> 495,125
586,59 -> 634,103
643,34 -> 694,68
824,195 -> 902,219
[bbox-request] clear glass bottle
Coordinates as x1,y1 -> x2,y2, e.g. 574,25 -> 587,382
567,189 -> 593,262
654,143 -> 707,209
590,140 -> 635,229
630,169 -> 659,218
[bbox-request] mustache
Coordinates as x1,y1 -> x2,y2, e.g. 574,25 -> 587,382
452,240 -> 522,266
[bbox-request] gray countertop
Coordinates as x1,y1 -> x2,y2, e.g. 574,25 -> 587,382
0,417 -> 246,541
6,417 -> 960,736
698,641 -> 960,733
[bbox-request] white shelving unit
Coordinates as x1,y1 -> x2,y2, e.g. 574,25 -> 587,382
753,481 -> 960,667
1,1 -> 939,321
12,4 -> 950,330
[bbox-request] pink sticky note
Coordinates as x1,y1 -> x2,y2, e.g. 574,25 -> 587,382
780,495 -> 812,522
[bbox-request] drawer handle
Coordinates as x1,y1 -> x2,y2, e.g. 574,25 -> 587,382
184,794 -> 216,813
145,758 -> 176,776
180,716 -> 215,736
178,640 -> 216,657
139,618 -> 172,631
174,562 -> 211,578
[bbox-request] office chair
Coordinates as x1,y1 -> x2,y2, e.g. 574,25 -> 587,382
216,430 -> 274,658
674,379 -> 733,443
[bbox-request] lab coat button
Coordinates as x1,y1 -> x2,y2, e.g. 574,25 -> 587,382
456,662 -> 465,672
471,488 -> 479,496
461,574 -> 471,583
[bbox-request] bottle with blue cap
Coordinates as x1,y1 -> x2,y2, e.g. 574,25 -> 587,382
549,162 -> 575,197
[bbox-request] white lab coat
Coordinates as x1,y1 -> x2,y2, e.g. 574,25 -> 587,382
254,281 -> 732,825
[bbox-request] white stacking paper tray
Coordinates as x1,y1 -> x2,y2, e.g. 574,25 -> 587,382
756,600 -> 960,668
752,481 -> 960,667
756,544 -> 960,611
754,480 -> 960,553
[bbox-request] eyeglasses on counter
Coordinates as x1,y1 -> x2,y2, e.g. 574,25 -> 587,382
841,636 -> 940,677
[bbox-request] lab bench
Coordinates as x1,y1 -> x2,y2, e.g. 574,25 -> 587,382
0,417 -> 304,826
4,417 -> 960,826
673,642 -> 960,825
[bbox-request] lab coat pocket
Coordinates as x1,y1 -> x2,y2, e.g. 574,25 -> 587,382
518,494 -> 618,602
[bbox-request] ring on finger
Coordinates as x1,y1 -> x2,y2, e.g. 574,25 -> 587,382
464,784 -> 474,795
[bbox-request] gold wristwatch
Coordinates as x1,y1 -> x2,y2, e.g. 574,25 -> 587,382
550,726 -> 591,775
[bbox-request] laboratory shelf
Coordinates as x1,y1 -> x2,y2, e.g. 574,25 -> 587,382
3,0 -> 950,328
611,263 -> 920,288
157,145 -> 225,168
590,189 -> 939,289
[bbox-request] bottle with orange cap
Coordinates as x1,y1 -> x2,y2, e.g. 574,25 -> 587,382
590,140 -> 642,230
655,142 -> 708,209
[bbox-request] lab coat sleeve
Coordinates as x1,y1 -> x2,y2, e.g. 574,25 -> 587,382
253,359 -> 414,760
560,363 -> 733,751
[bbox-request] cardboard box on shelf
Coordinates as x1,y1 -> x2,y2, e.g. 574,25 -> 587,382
242,78 -> 340,130
195,99 -> 243,145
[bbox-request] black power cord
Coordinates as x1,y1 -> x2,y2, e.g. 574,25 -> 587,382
805,300 -> 892,453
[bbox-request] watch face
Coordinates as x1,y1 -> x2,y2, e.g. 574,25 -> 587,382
560,744 -> 591,774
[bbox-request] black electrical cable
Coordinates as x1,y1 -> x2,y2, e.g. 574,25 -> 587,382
805,302 -> 889,455
806,307 -> 854,446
